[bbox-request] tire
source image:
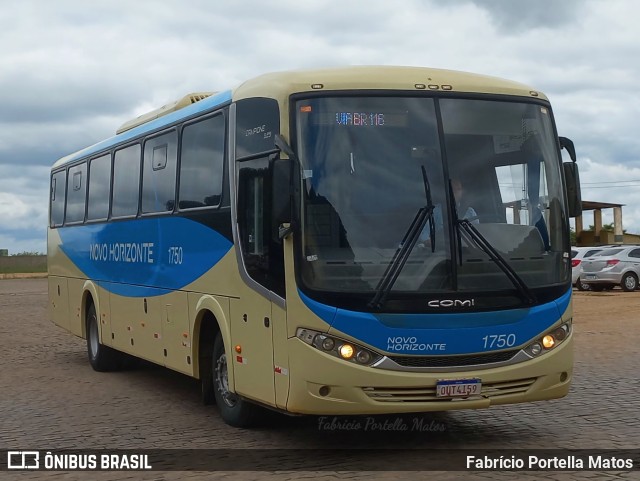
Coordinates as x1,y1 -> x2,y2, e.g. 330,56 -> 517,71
86,303 -> 123,372
621,273 -> 638,292
212,333 -> 259,427
576,278 -> 591,291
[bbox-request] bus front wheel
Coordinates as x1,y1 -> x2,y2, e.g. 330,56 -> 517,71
212,333 -> 258,427
86,303 -> 122,372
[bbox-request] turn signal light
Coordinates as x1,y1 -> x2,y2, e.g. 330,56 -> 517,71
542,335 -> 555,349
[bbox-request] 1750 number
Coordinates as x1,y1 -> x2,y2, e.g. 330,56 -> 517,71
168,246 -> 183,265
482,334 -> 516,349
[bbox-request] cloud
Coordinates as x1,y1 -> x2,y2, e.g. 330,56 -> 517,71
1,0 -> 640,254
468,0 -> 591,31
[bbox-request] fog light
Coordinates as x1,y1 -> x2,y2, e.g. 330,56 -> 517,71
356,350 -> 372,364
530,343 -> 542,356
321,337 -> 335,351
542,335 -> 555,349
339,344 -> 354,359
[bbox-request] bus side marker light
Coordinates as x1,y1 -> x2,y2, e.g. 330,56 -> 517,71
235,345 -> 242,353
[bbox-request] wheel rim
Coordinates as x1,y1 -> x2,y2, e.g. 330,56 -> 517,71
89,315 -> 99,359
215,353 -> 238,407
579,280 -> 590,291
625,276 -> 636,290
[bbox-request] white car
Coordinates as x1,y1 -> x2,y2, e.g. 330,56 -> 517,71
571,247 -> 604,290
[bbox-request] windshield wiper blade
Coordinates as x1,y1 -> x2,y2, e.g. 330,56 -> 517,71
457,219 -> 537,306
368,166 -> 436,309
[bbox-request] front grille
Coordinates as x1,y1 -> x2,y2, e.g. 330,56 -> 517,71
389,350 -> 518,368
363,378 -> 536,403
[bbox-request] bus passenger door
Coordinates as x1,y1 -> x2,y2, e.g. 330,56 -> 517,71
233,157 -> 279,406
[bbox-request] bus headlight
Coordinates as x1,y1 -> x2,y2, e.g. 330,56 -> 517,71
524,320 -> 571,358
296,328 -> 382,366
339,344 -> 355,359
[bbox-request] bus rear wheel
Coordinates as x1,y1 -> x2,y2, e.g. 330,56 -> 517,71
86,303 -> 123,372
212,333 -> 258,427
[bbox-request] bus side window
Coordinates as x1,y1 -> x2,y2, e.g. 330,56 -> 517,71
142,131 -> 178,213
65,163 -> 87,224
112,144 -> 142,218
179,114 -> 225,209
50,171 -> 67,227
238,160 -> 269,273
87,154 -> 111,221
237,158 -> 285,298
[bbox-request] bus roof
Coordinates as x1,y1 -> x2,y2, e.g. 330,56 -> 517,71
231,65 -> 547,102
52,66 -> 546,170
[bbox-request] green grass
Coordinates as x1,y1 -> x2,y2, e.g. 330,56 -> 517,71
0,256 -> 47,274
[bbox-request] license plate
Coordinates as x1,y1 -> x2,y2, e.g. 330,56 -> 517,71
586,275 -> 597,280
436,379 -> 482,398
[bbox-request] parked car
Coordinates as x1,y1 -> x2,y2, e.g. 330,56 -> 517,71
571,247 -> 604,291
580,246 -> 640,291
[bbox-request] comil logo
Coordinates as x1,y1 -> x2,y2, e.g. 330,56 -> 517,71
7,451 -> 39,469
428,299 -> 475,308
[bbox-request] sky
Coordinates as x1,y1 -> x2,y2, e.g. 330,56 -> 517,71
1,0 -> 639,254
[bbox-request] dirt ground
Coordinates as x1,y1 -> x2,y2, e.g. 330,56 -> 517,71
1,280 -> 638,480
572,288 -> 640,323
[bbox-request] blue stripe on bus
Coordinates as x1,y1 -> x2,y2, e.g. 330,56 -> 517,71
58,217 -> 233,297
54,90 -> 233,168
298,288 -> 571,355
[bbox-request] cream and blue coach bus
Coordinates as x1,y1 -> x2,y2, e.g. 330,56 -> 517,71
48,66 -> 582,427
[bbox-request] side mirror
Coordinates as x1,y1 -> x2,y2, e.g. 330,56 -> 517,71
563,161 -> 582,217
559,137 -> 576,162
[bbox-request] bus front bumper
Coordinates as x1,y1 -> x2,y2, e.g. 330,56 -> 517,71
285,335 -> 573,415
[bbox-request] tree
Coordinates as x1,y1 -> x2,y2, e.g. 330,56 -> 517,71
587,223 -> 626,234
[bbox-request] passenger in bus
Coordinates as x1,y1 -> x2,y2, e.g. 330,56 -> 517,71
417,178 -> 477,248
451,178 -> 478,223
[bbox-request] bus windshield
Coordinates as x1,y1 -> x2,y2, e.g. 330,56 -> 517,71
295,96 -> 569,299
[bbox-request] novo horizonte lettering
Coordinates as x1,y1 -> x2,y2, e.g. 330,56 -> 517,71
89,243 -> 154,264
387,336 -> 445,352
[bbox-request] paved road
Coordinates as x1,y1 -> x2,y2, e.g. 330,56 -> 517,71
0,279 -> 638,480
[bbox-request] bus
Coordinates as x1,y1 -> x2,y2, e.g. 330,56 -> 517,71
48,66 -> 582,427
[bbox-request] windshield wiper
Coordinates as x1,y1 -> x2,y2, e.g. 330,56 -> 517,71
369,166 -> 436,309
457,219 -> 537,306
